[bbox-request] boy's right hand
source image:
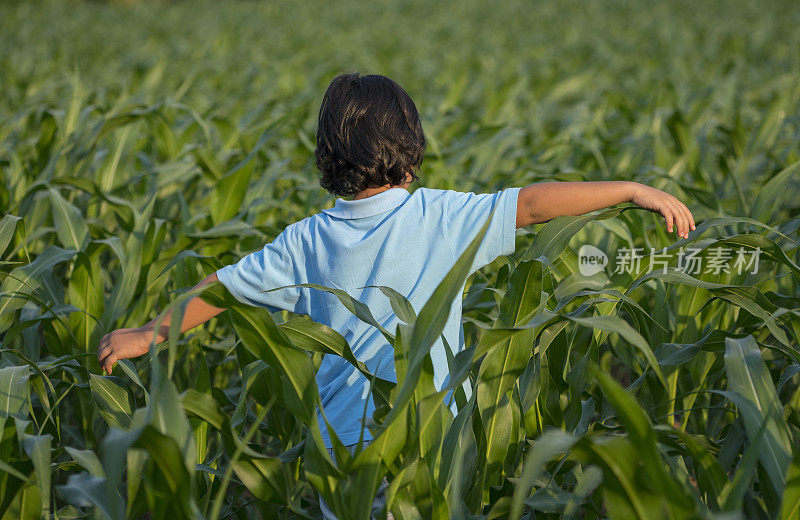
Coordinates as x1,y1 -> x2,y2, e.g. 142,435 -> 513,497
629,183 -> 696,239
97,327 -> 159,375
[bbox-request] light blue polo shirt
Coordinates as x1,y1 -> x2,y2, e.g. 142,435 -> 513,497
217,186 -> 520,448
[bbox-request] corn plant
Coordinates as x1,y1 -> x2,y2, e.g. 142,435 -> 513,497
1,0 -> 799,519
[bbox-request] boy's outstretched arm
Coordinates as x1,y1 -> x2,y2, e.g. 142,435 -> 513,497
97,273 -> 226,375
516,181 -> 696,238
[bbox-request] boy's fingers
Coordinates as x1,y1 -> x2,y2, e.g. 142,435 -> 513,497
686,207 -> 696,230
670,206 -> 682,237
675,206 -> 688,238
675,204 -> 690,238
664,210 -> 675,234
98,348 -> 116,367
677,201 -> 695,231
682,209 -> 692,236
676,203 -> 689,234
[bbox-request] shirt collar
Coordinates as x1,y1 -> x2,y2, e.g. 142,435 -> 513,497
322,188 -> 411,219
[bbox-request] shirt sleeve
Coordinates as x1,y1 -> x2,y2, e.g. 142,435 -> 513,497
443,187 -> 521,272
216,230 -> 303,313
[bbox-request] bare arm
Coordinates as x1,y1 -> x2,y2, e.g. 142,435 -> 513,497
97,273 -> 226,374
516,181 -> 696,238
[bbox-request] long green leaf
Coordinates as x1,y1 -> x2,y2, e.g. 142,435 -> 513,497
89,374 -> 133,429
723,335 -> 791,495
47,187 -> 89,251
0,366 -> 30,422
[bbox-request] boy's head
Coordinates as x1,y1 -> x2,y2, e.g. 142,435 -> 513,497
315,73 -> 426,197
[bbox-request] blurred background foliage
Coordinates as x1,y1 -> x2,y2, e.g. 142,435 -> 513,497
1,0 -> 799,519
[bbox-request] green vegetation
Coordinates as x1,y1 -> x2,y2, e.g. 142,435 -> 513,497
1,0 -> 799,518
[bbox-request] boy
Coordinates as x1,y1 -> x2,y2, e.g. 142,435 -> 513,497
97,73 -> 695,517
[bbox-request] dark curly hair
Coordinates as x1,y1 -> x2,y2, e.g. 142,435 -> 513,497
315,73 -> 426,197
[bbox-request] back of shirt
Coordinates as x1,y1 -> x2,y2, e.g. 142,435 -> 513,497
217,186 -> 520,447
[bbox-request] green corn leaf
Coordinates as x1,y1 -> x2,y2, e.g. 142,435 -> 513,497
102,232 -> 146,328
478,259 -> 544,488
752,162 -> 800,222
0,214 -> 22,257
572,436 -> 669,520
723,335 -> 791,495
149,362 -> 195,473
279,316 -> 395,405
56,473 -> 117,520
47,187 -> 89,251
21,434 -> 51,514
780,448 -> 800,520
279,283 -> 395,343
65,447 -> 105,477
0,366 -> 30,422
665,216 -> 791,247
562,465 -> 603,516
203,282 -> 318,423
181,389 -> 227,431
116,359 -> 148,403
68,244 -> 105,359
568,315 -> 666,387
133,425 -> 194,516
718,408 -> 772,511
125,447 -> 147,519
655,426 -> 726,508
231,456 -> 288,503
522,207 -> 629,263
595,371 -> 692,510
89,374 -> 133,429
0,246 -> 77,333
211,160 -> 254,225
509,429 -> 577,520
368,285 -> 418,324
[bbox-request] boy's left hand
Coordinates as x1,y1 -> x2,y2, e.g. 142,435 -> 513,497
97,327 -> 157,375
629,184 -> 696,239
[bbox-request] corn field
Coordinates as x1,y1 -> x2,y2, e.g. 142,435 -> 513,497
1,0 -> 800,519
